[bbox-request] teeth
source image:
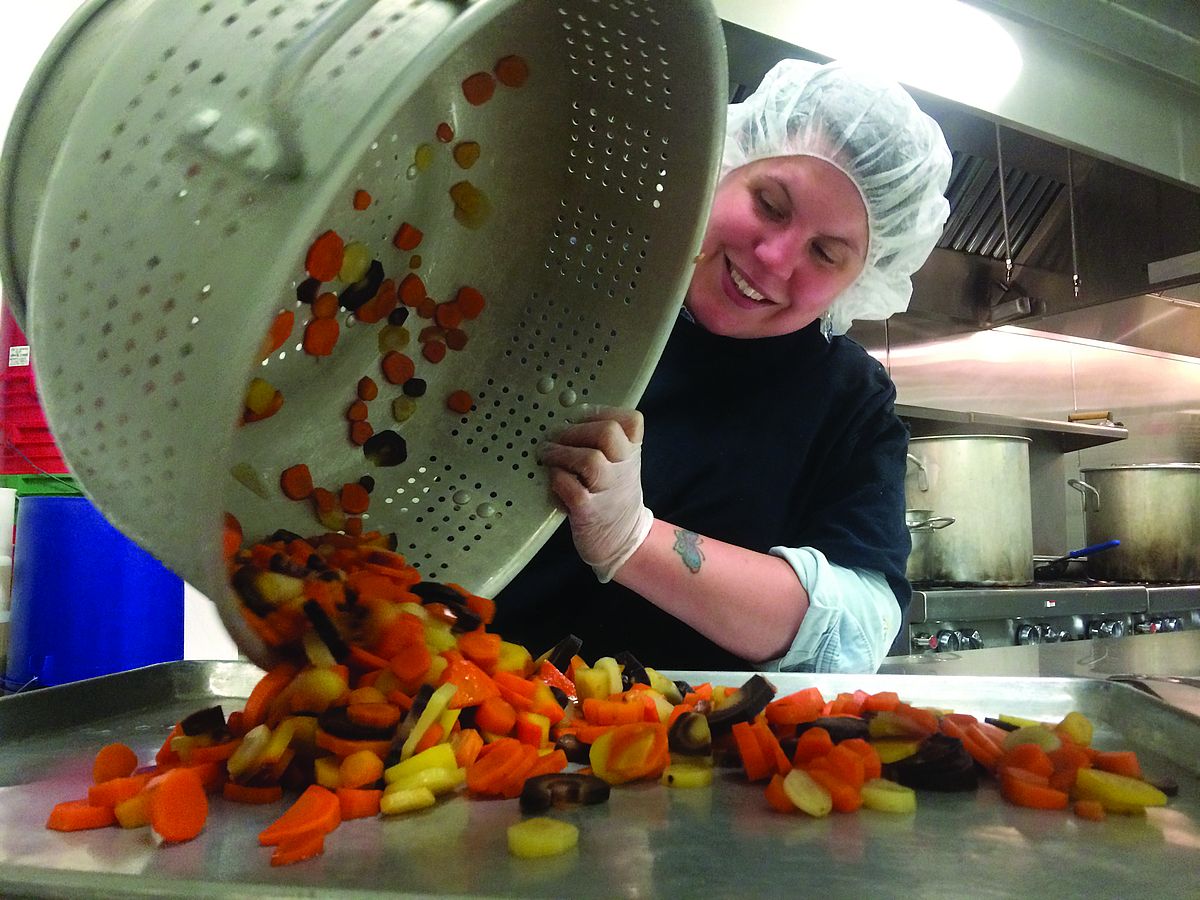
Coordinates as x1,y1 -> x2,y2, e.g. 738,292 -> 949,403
729,264 -> 767,302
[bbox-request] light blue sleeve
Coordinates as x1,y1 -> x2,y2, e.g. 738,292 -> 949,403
756,546 -> 902,674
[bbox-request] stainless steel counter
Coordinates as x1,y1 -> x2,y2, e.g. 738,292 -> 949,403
880,630 -> 1200,715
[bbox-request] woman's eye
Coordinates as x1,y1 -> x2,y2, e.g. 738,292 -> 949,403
755,191 -> 785,220
813,243 -> 838,265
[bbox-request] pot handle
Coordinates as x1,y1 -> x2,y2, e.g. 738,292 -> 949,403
909,515 -> 955,532
906,453 -> 929,492
1068,477 -> 1100,512
180,0 -> 464,178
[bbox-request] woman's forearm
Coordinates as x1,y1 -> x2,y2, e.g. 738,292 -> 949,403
613,519 -> 810,663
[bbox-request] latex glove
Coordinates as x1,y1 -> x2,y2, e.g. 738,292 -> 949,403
540,405 -> 654,583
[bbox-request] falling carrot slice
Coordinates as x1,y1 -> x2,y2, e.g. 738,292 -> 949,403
494,55 -> 529,88
399,274 -> 426,307
340,482 -> 370,515
305,230 -> 344,282
393,223 -> 423,251
260,309 -> 295,359
446,390 -> 473,414
303,318 -> 339,357
422,341 -> 447,364
461,72 -> 496,106
280,464 -> 314,501
352,189 -> 372,210
455,286 -> 485,320
381,351 -> 415,385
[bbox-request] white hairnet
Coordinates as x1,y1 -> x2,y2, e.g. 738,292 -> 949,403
723,59 -> 952,335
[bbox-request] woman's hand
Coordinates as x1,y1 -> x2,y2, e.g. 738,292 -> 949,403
539,406 -> 654,583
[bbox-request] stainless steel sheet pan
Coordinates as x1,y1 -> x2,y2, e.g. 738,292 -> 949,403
2,662 -> 1199,899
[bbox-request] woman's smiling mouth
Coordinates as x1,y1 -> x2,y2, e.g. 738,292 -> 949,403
724,257 -> 775,309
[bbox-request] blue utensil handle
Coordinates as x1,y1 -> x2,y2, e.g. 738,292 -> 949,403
1068,539 -> 1120,558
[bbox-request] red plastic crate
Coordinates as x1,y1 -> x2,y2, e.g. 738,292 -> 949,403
0,302 -> 69,475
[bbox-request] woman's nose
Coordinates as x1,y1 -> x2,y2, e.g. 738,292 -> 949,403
755,228 -> 806,279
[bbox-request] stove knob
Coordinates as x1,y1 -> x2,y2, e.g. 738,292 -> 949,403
960,629 -> 985,650
1135,620 -> 1161,635
1109,620 -> 1127,638
1088,620 -> 1123,639
1016,623 -> 1042,646
912,632 -> 935,652
1037,624 -> 1062,644
935,629 -> 962,652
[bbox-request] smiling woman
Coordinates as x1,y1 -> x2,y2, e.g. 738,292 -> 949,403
494,60 -> 952,675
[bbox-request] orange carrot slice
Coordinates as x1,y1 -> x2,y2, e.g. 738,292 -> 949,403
150,767 -> 209,843
259,785 -> 341,846
280,464 -> 314,501
305,231 -> 344,282
494,55 -> 530,88
93,742 -> 139,784
461,72 -> 496,106
392,223 -> 423,251
46,799 -> 117,831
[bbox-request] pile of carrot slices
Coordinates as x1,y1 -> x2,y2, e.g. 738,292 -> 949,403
47,528 -> 1176,866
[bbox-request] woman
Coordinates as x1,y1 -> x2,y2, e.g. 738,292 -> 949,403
493,59 -> 952,674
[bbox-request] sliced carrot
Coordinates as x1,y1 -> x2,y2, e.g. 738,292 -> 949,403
261,309 -> 295,359
336,787 -> 382,820
339,750 -> 385,790
93,742 -> 139,784
413,722 -> 446,756
381,351 -> 415,385
765,773 -> 797,813
340,482 -> 370,515
259,784 -> 341,846
456,628 -> 500,671
346,702 -> 401,731
357,376 -> 379,401
223,512 -> 243,559
999,743 -> 1054,778
732,721 -> 772,782
280,464 -> 314,501
305,230 -> 344,282
434,302 -> 463,329
1073,799 -> 1107,821
303,317 -> 339,357
393,222 -> 423,251
398,273 -> 426,306
271,829 -> 326,867
467,737 -> 528,796
46,799 -> 117,832
451,728 -> 486,769
422,340 -> 447,364
823,744 -> 866,790
1091,750 -> 1142,779
751,720 -> 792,777
999,767 -> 1069,810
461,71 -> 496,106
352,189 -> 372,210
454,286 -> 485,319
187,738 -> 241,765
243,662 -> 300,731
150,767 -> 209,843
435,122 -> 454,143
525,749 -> 568,779
792,727 -> 834,767
494,55 -> 530,88
88,773 -> 152,809
349,420 -> 374,446
416,296 -> 437,319
313,291 -> 339,319
475,696 -> 518,736
346,399 -> 369,422
807,768 -> 862,813
446,390 -> 473,414
442,658 -> 500,708
863,691 -> 901,713
314,729 -> 391,760
838,738 -> 883,781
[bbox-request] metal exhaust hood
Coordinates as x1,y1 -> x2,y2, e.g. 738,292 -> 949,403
714,0 -> 1200,356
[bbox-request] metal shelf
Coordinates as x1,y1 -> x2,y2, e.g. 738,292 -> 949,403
898,404 -> 1129,452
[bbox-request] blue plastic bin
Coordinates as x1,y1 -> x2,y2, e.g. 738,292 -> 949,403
4,495 -> 183,689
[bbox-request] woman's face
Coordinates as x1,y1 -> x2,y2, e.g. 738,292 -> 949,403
685,155 -> 869,339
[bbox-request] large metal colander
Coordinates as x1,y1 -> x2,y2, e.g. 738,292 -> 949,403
0,0 -> 726,663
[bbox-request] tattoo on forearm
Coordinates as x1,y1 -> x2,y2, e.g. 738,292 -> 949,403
673,529 -> 704,574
